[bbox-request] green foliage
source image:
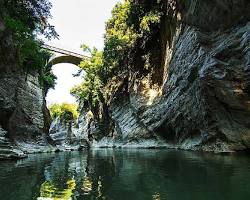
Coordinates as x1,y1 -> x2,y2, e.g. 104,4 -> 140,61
39,52 -> 57,94
71,45 -> 104,110
103,1 -> 137,73
73,0 -> 180,118
1,0 -> 57,39
49,103 -> 79,121
140,11 -> 161,32
102,0 -> 169,76
1,0 -> 58,91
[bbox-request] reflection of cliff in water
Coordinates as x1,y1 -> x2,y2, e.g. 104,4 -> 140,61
0,150 -> 250,200
37,150 -> 122,200
0,153 -> 55,200
28,150 -> 250,200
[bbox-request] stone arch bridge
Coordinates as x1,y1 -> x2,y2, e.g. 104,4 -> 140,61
42,44 -> 90,66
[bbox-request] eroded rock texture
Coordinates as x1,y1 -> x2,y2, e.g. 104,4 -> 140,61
49,117 -> 88,151
0,126 -> 25,159
0,17 -> 53,159
0,72 -> 53,157
141,22 -> 250,152
140,0 -> 250,152
88,0 -> 250,152
179,0 -> 250,31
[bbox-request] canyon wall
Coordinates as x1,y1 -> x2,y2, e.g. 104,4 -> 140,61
2,0 -> 250,155
68,0 -> 250,152
0,17 -> 53,159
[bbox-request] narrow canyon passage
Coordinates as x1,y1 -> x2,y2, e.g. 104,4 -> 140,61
1,0 -> 250,199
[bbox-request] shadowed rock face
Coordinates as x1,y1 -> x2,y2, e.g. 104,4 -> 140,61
143,0 -> 250,151
0,71 -> 54,157
179,0 -> 250,31
0,127 -> 26,159
0,16 -> 19,73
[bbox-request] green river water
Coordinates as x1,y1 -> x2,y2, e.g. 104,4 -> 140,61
0,149 -> 250,200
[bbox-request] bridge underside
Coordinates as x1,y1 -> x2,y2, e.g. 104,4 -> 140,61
49,55 -> 82,66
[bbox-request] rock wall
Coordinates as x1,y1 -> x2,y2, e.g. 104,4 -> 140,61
0,17 -> 53,159
0,72 -> 54,158
179,0 -> 250,31
141,21 -> 250,152
81,0 -> 250,152
49,116 -> 88,151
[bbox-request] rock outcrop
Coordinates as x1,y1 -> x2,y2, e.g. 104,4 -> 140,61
49,117 -> 88,151
140,21 -> 250,152
0,71 -> 54,158
0,16 -> 53,159
0,126 -> 25,159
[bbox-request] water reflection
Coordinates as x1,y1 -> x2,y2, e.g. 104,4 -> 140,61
82,177 -> 92,194
0,150 -> 250,200
38,179 -> 76,200
152,192 -> 161,200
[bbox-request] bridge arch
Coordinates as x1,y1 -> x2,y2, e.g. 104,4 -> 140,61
42,44 -> 90,66
43,44 -> 88,105
48,55 -> 82,66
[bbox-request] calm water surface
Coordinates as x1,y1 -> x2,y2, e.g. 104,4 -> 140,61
0,149 -> 250,200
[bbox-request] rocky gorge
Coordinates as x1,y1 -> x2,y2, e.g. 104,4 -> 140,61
50,0 -> 250,152
1,0 -> 250,159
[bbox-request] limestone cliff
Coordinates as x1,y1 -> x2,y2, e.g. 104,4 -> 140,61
0,17 -> 53,159
49,116 -> 88,150
76,0 -> 250,152
2,0 -> 250,154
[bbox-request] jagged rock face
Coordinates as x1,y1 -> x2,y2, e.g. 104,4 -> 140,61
0,71 -> 53,156
126,3 -> 250,152
110,98 -> 151,141
179,0 -> 250,31
0,126 -> 26,159
139,21 -> 250,152
0,17 -> 53,158
92,96 -> 168,148
49,118 -> 71,145
49,114 -> 90,150
0,16 -> 19,73
154,0 -> 250,151
92,0 -> 250,152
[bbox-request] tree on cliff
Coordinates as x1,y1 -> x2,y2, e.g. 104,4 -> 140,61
0,0 -> 58,90
0,0 -> 57,39
71,0 -> 180,120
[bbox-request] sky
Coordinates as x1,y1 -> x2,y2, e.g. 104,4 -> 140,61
46,0 -> 120,105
